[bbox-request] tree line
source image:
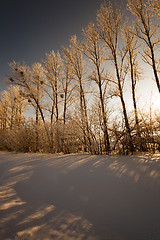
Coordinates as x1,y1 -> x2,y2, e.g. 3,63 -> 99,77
0,0 -> 160,154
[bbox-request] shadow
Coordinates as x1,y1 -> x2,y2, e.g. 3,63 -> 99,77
1,152 -> 160,239
0,153 -> 98,240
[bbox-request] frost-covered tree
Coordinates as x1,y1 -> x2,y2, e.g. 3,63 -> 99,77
43,50 -> 64,152
0,86 -> 25,131
122,23 -> 146,150
97,2 -> 134,153
61,53 -> 75,125
8,61 -> 51,149
82,22 -> 110,154
150,0 -> 160,16
128,0 -> 160,93
62,35 -> 93,153
30,63 -> 46,151
43,51 -> 62,123
0,91 -> 9,131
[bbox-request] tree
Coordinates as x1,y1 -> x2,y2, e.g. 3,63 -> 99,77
97,2 -> 134,153
43,50 -> 63,152
61,54 -> 75,125
128,0 -> 160,94
0,86 -> 25,131
8,61 -> 51,149
43,50 -> 75,152
62,35 -> 93,153
82,22 -> 110,154
30,63 -> 46,151
0,91 -> 9,131
150,0 -> 160,16
123,23 -> 146,151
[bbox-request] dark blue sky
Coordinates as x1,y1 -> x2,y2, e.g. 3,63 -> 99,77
0,0 -> 126,92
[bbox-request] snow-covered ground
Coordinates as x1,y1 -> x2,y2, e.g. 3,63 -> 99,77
0,152 -> 160,240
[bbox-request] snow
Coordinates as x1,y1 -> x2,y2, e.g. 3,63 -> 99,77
0,152 -> 160,240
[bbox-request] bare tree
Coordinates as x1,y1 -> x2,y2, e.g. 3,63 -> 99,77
123,23 -> 146,151
128,0 -> 160,93
0,91 -> 9,131
60,54 -> 75,125
43,50 -> 63,152
8,61 -> 51,149
0,86 -> 26,130
97,2 -> 134,153
150,0 -> 160,16
62,35 -> 93,153
82,22 -> 110,154
59,55 -> 76,152
30,63 -> 46,151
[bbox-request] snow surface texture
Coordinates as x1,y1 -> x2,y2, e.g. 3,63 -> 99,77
0,152 -> 160,240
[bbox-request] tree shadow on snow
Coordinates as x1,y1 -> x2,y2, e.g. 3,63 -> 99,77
0,152 -> 160,239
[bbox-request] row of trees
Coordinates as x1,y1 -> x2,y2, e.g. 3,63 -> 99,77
0,0 -> 160,154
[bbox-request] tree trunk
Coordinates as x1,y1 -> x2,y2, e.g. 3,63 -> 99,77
97,66 -> 110,154
114,57 -> 134,153
129,50 -> 144,151
35,106 -> 39,152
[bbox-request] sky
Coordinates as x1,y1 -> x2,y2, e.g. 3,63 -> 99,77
0,0 -> 117,92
